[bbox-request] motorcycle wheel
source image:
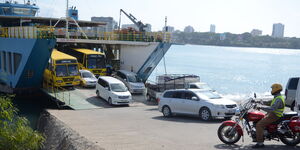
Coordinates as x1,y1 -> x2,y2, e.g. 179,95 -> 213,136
217,124 -> 241,145
280,132 -> 300,146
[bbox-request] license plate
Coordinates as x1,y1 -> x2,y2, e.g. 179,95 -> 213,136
228,109 -> 235,113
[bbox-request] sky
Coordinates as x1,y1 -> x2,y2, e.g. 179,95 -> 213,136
31,0 -> 300,37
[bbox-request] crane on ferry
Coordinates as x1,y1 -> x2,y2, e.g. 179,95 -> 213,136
119,9 -> 148,32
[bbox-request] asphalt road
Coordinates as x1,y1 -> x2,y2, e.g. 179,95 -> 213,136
48,96 -> 300,150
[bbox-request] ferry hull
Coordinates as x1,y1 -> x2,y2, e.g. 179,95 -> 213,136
0,37 -> 56,93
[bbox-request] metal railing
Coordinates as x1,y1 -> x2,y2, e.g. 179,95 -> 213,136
42,79 -> 71,106
0,26 -> 172,42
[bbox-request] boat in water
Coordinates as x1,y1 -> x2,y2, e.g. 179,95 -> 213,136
0,0 -> 172,94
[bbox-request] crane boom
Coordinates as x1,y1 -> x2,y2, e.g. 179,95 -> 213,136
119,9 -> 146,32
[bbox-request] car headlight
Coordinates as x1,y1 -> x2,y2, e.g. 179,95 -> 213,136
214,104 -> 225,109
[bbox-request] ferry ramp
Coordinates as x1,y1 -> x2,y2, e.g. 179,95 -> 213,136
42,86 -> 150,110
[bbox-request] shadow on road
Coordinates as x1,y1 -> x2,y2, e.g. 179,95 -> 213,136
152,115 -> 224,124
214,143 -> 300,150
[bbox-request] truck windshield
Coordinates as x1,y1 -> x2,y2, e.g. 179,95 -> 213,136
56,65 -> 68,77
128,75 -> 141,83
87,55 -> 106,69
111,83 -> 127,92
56,64 -> 79,77
68,64 -> 79,76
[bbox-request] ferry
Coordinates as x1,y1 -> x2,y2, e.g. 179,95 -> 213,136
0,0 -> 172,96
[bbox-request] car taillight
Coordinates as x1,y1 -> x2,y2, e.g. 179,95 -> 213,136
156,98 -> 160,103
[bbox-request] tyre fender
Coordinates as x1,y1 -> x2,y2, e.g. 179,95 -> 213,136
222,120 -> 243,136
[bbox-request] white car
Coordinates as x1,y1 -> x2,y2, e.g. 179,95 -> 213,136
158,89 -> 238,121
114,70 -> 146,94
96,76 -> 132,105
79,70 -> 97,87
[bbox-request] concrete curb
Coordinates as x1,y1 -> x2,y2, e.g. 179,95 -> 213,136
37,110 -> 104,150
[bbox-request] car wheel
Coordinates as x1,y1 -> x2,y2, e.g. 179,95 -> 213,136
108,97 -> 113,105
162,106 -> 172,117
96,90 -> 100,98
199,107 -> 212,121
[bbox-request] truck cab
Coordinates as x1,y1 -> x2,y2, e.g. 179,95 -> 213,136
187,82 -> 213,91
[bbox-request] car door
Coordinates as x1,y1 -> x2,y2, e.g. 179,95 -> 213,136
170,91 -> 185,114
181,91 -> 200,115
97,78 -> 105,98
102,81 -> 110,100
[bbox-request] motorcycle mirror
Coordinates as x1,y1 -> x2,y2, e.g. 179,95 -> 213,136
254,93 -> 257,98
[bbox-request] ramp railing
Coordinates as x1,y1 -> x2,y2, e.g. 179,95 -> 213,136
42,79 -> 71,107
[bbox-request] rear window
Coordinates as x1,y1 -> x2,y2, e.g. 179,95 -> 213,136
288,78 -> 299,90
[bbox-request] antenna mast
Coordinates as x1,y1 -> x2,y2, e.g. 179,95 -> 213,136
65,0 -> 69,38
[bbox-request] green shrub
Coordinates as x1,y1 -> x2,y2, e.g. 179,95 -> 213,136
0,95 -> 45,150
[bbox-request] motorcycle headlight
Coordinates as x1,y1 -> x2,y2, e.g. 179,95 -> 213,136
214,104 -> 225,109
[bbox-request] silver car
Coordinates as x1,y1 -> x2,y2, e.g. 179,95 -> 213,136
79,70 -> 97,87
158,89 -> 238,121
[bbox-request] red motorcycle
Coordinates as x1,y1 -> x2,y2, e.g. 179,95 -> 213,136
217,97 -> 300,146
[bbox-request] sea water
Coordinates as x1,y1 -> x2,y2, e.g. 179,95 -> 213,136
149,45 -> 300,101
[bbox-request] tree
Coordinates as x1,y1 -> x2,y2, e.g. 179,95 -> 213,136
0,95 -> 45,150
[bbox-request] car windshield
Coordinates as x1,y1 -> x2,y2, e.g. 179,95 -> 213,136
110,83 -> 127,92
87,54 -> 106,69
127,75 -> 141,83
195,91 -> 221,99
82,72 -> 95,78
68,64 -> 79,76
195,83 -> 212,90
55,65 -> 68,77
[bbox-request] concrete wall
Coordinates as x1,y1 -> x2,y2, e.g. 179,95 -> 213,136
37,110 -> 104,150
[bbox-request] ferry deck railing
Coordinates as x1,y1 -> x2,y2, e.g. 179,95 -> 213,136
42,79 -> 71,107
0,26 -> 172,42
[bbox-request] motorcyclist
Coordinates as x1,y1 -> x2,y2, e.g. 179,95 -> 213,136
252,83 -> 285,148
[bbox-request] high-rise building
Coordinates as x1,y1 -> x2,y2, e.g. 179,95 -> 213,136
163,26 -> 175,32
184,25 -> 194,33
91,17 -> 117,32
210,24 -> 215,33
272,23 -> 284,38
251,29 -> 262,36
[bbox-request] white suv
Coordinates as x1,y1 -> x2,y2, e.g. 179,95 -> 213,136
158,89 -> 238,121
96,76 -> 132,105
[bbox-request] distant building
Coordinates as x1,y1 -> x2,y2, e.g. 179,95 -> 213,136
210,24 -> 216,33
184,25 -> 194,33
163,26 -> 175,32
91,17 -> 117,32
251,29 -> 262,36
272,23 -> 284,38
220,33 -> 226,40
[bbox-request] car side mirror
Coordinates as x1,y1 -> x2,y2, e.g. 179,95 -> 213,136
192,96 -> 198,101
